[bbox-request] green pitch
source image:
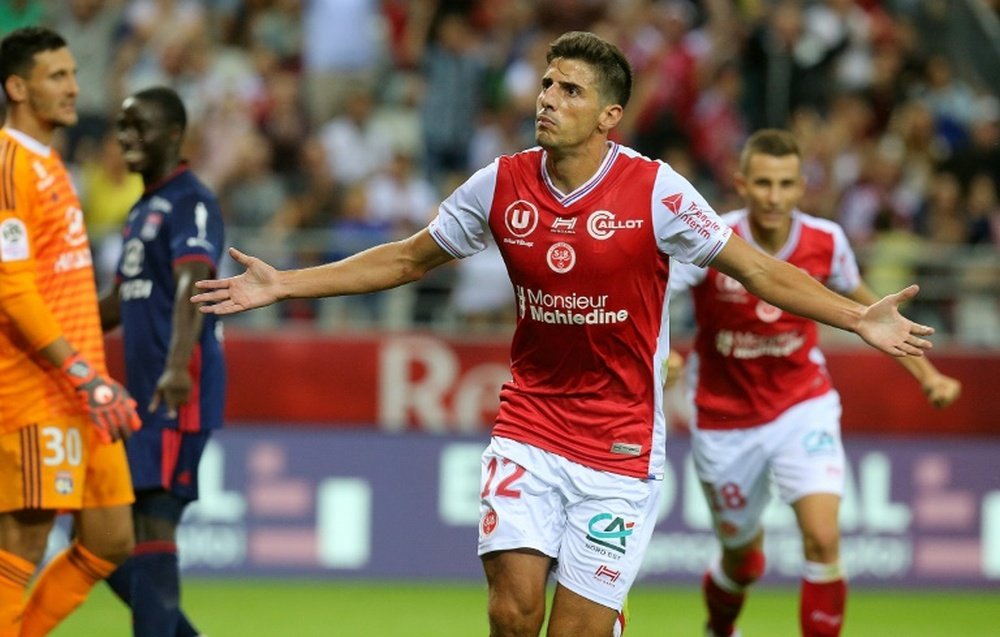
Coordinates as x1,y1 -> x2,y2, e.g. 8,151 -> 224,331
52,579 -> 997,636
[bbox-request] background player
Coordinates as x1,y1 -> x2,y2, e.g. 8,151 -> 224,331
191,32 -> 934,637
99,85 -> 225,637
668,128 -> 962,637
0,26 -> 141,636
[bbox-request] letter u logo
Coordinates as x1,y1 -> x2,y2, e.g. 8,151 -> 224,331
504,200 -> 539,238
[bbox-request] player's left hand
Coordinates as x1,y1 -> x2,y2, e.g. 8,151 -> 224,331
149,367 -> 193,419
922,372 -> 962,408
856,285 -> 934,357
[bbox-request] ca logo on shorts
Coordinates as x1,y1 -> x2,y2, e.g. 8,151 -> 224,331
585,513 -> 634,554
803,430 -> 836,455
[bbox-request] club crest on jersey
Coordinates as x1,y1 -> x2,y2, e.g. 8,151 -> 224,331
546,242 -> 575,273
481,506 -> 498,537
141,212 -> 163,240
504,199 -> 539,238
55,471 -> 74,495
587,210 -> 643,240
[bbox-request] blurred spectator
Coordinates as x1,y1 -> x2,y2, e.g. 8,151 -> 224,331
219,130 -> 288,230
967,172 -> 1000,246
911,54 -> 979,148
248,0 -> 302,69
316,85 -> 394,186
690,59 -> 747,192
624,0 -> 700,158
917,169 -> 967,245
419,11 -> 488,186
364,150 -> 438,239
742,0 -> 845,129
48,0 -> 127,163
468,101 -> 532,173
255,67 -> 311,182
322,183 -> 392,325
862,207 -> 925,296
838,137 -> 921,245
944,95 -> 1000,192
302,0 -> 387,125
0,0 -> 43,33
77,129 -> 144,288
449,237 -> 515,332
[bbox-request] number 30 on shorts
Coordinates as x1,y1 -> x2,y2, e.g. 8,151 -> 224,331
481,457 -> 526,499
41,425 -> 84,467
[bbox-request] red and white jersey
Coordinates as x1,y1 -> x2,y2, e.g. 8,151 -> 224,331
429,143 -> 732,478
670,209 -> 862,430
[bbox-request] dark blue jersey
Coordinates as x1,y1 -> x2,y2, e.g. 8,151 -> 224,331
116,166 -> 225,432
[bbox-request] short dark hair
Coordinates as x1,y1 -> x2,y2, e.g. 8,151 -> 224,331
739,129 -> 801,173
0,27 -> 68,99
546,31 -> 632,108
132,85 -> 187,132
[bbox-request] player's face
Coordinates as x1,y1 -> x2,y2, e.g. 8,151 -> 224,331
23,47 -> 79,128
116,97 -> 174,176
735,153 -> 804,236
535,58 -> 614,151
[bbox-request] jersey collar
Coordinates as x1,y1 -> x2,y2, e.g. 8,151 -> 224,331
3,127 -> 51,157
144,162 -> 190,194
540,141 -> 619,208
737,208 -> 802,260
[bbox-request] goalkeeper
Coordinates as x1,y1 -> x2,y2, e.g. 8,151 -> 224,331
0,27 -> 141,637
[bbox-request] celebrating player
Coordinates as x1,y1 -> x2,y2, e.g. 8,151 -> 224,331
192,32 -> 934,637
99,86 -> 226,637
668,129 -> 961,637
0,26 -> 141,636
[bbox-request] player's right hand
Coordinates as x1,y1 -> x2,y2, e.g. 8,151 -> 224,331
190,247 -> 279,315
61,354 -> 142,443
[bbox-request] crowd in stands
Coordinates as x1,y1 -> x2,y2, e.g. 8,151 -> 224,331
8,0 -> 1000,341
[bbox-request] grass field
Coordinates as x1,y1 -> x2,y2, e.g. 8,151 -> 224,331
51,578 -> 998,636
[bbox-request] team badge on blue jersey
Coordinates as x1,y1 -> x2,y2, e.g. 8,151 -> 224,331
141,212 -> 163,240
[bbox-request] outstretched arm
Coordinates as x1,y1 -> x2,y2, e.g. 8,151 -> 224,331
710,234 -> 934,357
845,282 -> 961,407
192,228 -> 455,315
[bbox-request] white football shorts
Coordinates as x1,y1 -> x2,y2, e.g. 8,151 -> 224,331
478,436 -> 661,610
691,390 -> 845,548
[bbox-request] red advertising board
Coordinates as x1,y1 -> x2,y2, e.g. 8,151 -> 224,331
105,328 -> 999,436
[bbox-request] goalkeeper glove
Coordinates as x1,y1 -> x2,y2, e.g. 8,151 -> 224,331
61,353 -> 141,443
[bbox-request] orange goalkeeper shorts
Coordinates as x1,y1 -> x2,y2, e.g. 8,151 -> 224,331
0,417 -> 134,513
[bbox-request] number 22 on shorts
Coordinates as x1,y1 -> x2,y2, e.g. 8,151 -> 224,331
481,457 -> 526,499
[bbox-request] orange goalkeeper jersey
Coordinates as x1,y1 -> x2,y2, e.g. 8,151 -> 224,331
0,128 -> 106,433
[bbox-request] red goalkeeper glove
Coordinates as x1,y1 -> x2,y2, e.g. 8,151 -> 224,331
61,353 -> 141,443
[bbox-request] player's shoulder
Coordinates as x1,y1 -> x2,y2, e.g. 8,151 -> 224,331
162,168 -> 221,209
0,129 -> 42,174
498,146 -> 543,169
793,210 -> 848,240
720,208 -> 748,227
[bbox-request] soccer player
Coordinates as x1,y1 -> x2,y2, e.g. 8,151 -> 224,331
0,26 -> 141,636
99,86 -> 225,637
668,129 -> 962,637
192,32 -> 935,637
